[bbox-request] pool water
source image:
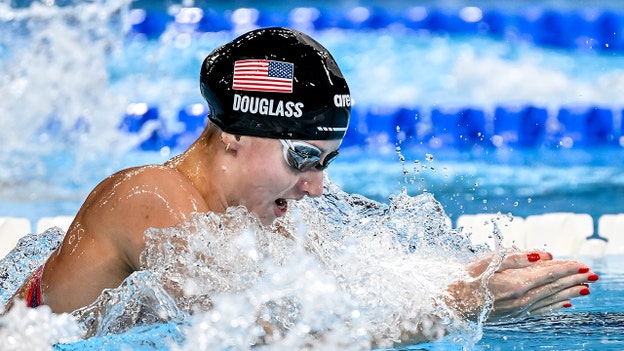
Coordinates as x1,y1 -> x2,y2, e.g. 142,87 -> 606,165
1,0 -> 624,350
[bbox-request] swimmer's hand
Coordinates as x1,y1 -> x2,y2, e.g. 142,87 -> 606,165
448,251 -> 599,322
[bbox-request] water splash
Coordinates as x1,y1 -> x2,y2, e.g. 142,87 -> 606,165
39,176 -> 497,350
0,227 -> 64,306
0,0 -> 134,195
73,270 -> 188,339
0,302 -> 83,350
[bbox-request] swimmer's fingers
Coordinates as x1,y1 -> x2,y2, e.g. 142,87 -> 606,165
491,259 -> 591,298
529,298 -> 576,317
490,298 -> 574,321
492,259 -> 589,301
488,266 -> 597,321
529,302 -> 572,317
506,284 -> 588,319
496,250 -> 553,272
523,272 -> 597,315
520,259 -> 596,292
466,250 -> 552,277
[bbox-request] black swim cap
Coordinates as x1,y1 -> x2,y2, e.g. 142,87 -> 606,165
200,27 -> 351,140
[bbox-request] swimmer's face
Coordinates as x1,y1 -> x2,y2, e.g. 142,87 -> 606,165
234,137 -> 341,225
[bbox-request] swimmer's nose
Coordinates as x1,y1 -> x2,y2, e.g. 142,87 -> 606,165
299,171 -> 323,197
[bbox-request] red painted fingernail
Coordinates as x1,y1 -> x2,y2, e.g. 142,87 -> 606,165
588,274 -> 599,282
578,267 -> 590,274
563,302 -> 572,308
580,288 -> 590,296
527,253 -> 540,262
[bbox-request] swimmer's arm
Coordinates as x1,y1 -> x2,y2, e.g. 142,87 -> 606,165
446,251 -> 598,323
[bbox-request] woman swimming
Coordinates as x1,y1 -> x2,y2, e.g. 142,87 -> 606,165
8,27 -> 598,344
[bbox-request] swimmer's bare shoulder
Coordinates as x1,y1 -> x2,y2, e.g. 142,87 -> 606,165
79,164 -> 210,268
12,164 -> 210,313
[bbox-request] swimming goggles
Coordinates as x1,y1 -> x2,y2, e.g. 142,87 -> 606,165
280,139 -> 339,172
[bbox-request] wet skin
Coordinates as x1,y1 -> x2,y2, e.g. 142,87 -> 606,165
11,130 -> 339,313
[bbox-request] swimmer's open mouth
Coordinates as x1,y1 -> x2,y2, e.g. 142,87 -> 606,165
275,198 -> 288,210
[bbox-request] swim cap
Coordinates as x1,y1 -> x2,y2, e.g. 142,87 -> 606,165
200,27 -> 351,140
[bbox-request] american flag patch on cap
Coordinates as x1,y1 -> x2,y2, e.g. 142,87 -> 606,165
232,59 -> 294,93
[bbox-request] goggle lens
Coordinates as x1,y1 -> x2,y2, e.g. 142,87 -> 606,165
280,140 -> 339,172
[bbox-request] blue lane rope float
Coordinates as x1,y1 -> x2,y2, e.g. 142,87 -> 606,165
119,103 -> 624,152
128,6 -> 624,52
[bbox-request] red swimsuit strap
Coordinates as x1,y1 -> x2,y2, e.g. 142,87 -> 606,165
26,265 -> 44,308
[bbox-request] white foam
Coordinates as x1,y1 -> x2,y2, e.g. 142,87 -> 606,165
0,303 -> 83,350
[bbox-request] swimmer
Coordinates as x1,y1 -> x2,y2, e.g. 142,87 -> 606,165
7,27 -> 598,343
